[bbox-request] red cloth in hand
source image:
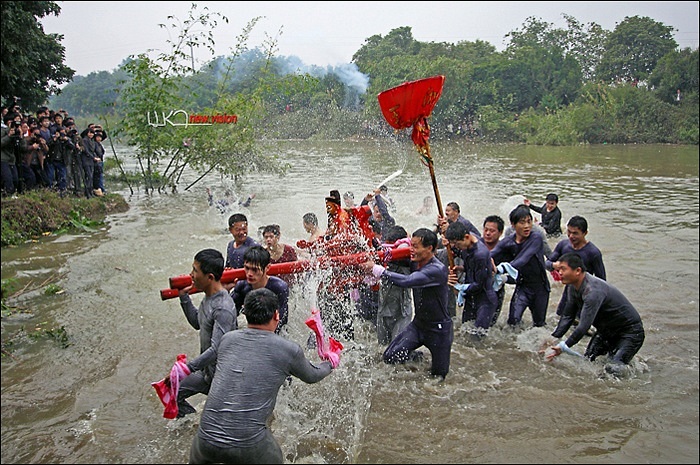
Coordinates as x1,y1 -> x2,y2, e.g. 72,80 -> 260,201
151,353 -> 191,419
550,270 -> 562,282
305,308 -> 343,368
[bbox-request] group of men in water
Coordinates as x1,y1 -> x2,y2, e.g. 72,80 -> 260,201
162,187 -> 645,463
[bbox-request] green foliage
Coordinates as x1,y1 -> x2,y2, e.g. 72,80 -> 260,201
0,190 -> 128,247
28,9 -> 698,147
649,48 -> 700,104
43,284 -> 62,295
475,105 -> 522,142
50,70 -> 129,116
596,15 -> 677,83
0,1 -> 75,109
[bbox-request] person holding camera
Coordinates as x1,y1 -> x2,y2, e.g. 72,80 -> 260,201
47,126 -> 73,195
1,114 -> 24,196
80,128 -> 98,198
92,131 -> 106,195
26,128 -> 50,189
64,122 -> 84,196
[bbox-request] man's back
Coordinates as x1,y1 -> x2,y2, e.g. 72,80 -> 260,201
198,328 -> 332,448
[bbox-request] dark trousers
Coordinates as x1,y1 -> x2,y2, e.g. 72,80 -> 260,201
508,282 -> 550,327
81,160 -> 95,197
585,324 -> 645,365
461,291 -> 498,329
189,429 -> 283,464
384,319 -> 453,378
1,161 -> 18,195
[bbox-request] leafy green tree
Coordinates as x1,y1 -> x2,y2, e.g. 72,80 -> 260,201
0,1 -> 74,110
116,5 -> 230,192
116,6 -> 290,192
596,16 -> 677,84
50,70 -> 127,116
649,48 -> 699,104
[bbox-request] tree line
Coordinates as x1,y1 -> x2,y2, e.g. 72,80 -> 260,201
2,2 -> 697,192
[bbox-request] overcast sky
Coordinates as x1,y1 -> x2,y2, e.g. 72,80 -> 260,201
41,1 -> 699,77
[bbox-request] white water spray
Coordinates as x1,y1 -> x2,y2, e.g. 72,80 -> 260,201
376,169 -> 403,190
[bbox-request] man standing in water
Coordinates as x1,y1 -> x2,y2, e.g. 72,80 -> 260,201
543,253 -> 644,376
524,193 -> 562,238
189,288 -> 336,464
364,228 -> 453,380
490,205 -> 550,328
225,213 -> 259,269
230,246 -> 290,335
445,221 -> 498,339
176,248 -> 236,418
545,215 -> 606,317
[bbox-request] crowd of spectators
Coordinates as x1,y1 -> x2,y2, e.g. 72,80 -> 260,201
1,98 -> 108,198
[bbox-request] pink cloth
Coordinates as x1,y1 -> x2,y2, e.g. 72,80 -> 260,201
379,238 -> 411,266
151,353 -> 191,419
305,309 -> 343,368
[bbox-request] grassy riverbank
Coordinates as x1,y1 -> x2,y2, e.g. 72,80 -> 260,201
0,190 -> 129,248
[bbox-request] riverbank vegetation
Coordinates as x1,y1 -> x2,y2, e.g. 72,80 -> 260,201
3,2 -> 698,194
0,190 -> 129,247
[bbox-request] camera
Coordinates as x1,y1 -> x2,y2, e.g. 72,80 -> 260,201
10,120 -> 21,129
68,128 -> 78,136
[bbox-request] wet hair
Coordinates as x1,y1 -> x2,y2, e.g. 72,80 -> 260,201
483,215 -> 505,232
384,225 -> 408,244
228,213 -> 248,227
243,288 -> 278,325
509,204 -> 532,225
446,201 -> 460,213
445,221 -> 468,241
567,215 -> 588,233
303,212 -> 317,226
546,193 -> 559,202
263,224 -> 281,237
194,248 -> 224,281
412,227 -> 438,251
243,245 -> 270,270
558,252 -> 586,272
379,185 -> 388,193
325,189 -> 341,205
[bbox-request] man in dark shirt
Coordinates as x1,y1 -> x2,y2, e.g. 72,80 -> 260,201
365,228 -> 452,379
524,192 -> 562,237
491,205 -> 550,327
544,253 -> 645,376
225,213 -> 259,269
445,221 -> 498,338
230,246 -> 289,335
546,215 -> 606,316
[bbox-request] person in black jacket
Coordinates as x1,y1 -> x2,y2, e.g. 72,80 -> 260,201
542,253 -> 644,376
524,192 -> 562,238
